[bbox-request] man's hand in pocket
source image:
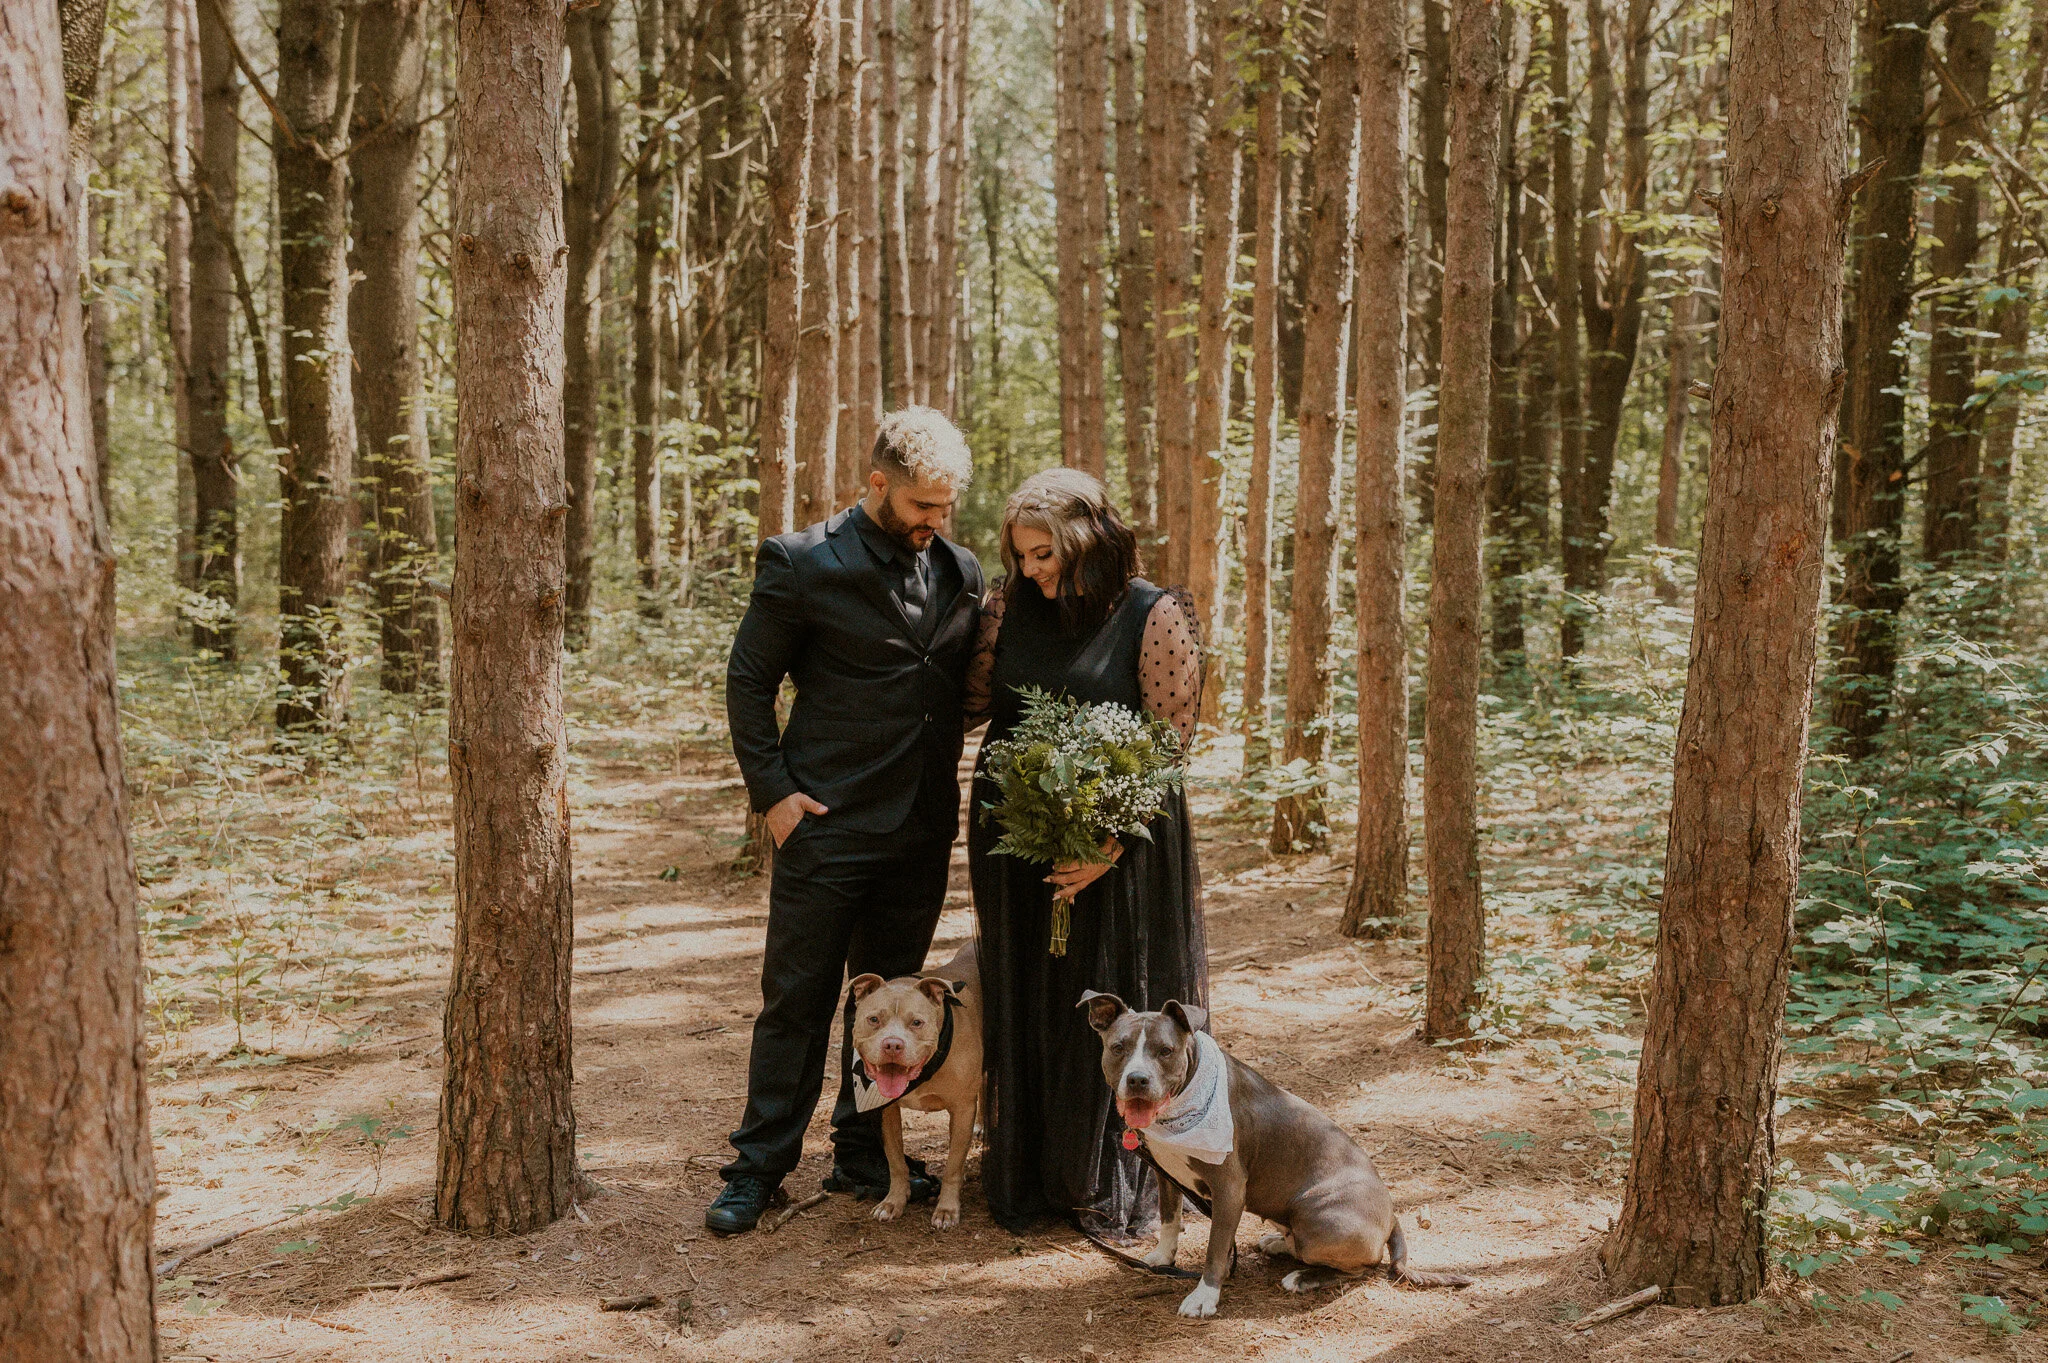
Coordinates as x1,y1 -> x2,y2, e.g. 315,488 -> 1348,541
766,792 -> 830,847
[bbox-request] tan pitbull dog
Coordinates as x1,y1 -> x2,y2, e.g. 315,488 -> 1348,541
1081,991 -> 1471,1317
846,943 -> 983,1228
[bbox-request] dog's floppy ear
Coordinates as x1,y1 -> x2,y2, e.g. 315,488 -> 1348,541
1162,1000 -> 1208,1035
1077,990 -> 1127,1033
848,973 -> 887,1004
916,976 -> 962,1005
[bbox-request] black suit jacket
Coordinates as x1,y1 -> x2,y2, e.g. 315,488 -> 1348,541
727,508 -> 985,839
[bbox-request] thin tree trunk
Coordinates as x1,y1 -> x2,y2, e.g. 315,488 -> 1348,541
1269,0 -> 1361,855
168,0 -> 196,591
0,6 -> 158,1346
1922,0 -> 1995,563
1147,0 -> 1198,587
931,0 -> 969,415
1240,0 -> 1283,773
1417,0 -> 1449,525
908,0 -> 942,399
1485,36 -> 1524,662
1189,0 -> 1241,723
760,0 -> 827,540
855,0 -> 885,456
1056,0 -> 1095,469
836,0 -> 867,504
879,0 -> 914,406
438,0 -> 579,1238
1979,0 -> 2048,555
1601,0 -> 1852,1300
1548,0 -> 1581,664
1341,0 -> 1408,937
1422,0 -> 1500,1044
1112,0 -> 1157,547
1831,0 -> 1930,756
798,0 -> 842,523
631,0 -> 665,607
563,1 -> 621,649
190,0 -> 241,659
275,0 -> 359,736
691,0 -> 744,577
1653,279 -> 1694,602
1513,83 -> 1555,599
350,0 -> 442,694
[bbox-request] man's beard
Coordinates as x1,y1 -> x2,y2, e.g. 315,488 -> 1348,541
874,493 -> 935,550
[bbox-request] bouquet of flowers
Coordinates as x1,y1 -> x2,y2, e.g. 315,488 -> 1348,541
978,687 -> 1186,956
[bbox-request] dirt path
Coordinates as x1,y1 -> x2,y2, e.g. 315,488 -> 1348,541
144,723 -> 2032,1363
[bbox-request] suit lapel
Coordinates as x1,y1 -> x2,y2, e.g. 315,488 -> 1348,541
827,512 -> 919,640
929,538 -> 982,649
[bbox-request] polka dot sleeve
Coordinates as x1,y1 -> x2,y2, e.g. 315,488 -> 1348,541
1138,595 -> 1201,744
962,582 -> 1007,730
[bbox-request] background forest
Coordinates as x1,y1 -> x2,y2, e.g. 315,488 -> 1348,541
19,0 -> 2048,1353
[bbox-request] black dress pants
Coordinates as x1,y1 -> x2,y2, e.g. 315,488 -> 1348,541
721,820 -> 952,1184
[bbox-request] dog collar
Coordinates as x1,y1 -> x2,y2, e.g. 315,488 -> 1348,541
846,988 -> 960,1114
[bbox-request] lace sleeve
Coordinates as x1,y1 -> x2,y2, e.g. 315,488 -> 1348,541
1139,594 -> 1200,744
963,580 -> 1007,731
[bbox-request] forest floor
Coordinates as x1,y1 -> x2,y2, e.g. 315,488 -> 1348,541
130,631 -> 2043,1363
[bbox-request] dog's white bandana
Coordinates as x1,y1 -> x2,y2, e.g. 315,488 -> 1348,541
1139,1031 -> 1234,1163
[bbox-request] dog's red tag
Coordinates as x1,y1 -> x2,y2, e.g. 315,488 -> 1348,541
1121,1130 -> 1142,1151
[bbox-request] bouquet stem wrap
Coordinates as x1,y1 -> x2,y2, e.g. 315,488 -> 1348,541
978,688 -> 1186,956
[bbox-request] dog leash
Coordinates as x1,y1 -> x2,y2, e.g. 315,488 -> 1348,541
1073,1207 -> 1201,1279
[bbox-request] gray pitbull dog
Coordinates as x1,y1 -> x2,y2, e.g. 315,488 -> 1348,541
1081,991 -> 1472,1318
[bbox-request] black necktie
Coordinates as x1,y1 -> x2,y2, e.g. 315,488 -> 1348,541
900,550 -> 930,635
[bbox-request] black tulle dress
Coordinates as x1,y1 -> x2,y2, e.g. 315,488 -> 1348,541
966,578 -> 1209,1235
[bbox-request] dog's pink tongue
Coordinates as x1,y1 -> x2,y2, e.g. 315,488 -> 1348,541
1120,1099 -> 1159,1129
871,1064 -> 919,1102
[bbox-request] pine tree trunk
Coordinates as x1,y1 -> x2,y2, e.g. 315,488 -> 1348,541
1601,0 -> 1852,1300
798,0 -> 842,524
1513,93 -> 1555,605
1240,0 -> 1283,773
1416,0 -> 1449,525
1548,0 -> 1582,663
1147,0 -> 1198,587
760,0 -> 827,539
1980,0 -> 2048,555
856,0 -> 885,454
1830,0 -> 1929,756
931,0 -> 970,414
692,0 -> 745,565
1,8 -> 159,1345
1056,0 -> 1095,470
167,0 -> 196,592
908,0 -> 942,399
275,0 -> 359,735
879,0 -> 915,407
1421,0 -> 1500,1043
1653,280 -> 1694,602
630,0 -> 665,607
563,1 -> 621,649
1341,0 -> 1409,937
1112,0 -> 1157,546
836,0 -> 867,505
438,0 -> 579,1238
1922,0 -> 1994,563
1484,41 -> 1524,663
1189,0 -> 1242,725
350,0 -> 443,694
190,0 -> 241,659
1269,0 -> 1361,855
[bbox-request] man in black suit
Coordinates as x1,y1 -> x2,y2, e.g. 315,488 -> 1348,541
707,408 -> 985,1234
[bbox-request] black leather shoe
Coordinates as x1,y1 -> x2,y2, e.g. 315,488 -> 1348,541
704,1175 -> 782,1234
823,1154 -> 938,1203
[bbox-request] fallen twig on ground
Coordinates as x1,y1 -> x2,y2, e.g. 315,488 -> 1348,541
305,1316 -> 363,1334
762,1190 -> 829,1231
157,1214 -> 298,1277
601,1293 -> 664,1311
348,1269 -> 472,1292
1572,1285 -> 1661,1330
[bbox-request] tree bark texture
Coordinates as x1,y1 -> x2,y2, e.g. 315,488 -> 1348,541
167,0 -> 196,590
563,1 -> 620,648
1341,0 -> 1409,938
879,0 -> 914,407
1547,0 -> 1582,662
1922,0 -> 1995,563
1980,0 -> 2048,554
1601,0 -> 1852,1301
1269,0 -> 1361,855
1416,0 -> 1448,524
799,0 -> 842,525
438,0 -> 579,1239
1830,0 -> 1928,756
931,0 -> 969,413
1240,0 -> 1283,773
760,0 -> 826,540
350,0 -> 443,694
835,0 -> 867,506
189,0 -> 241,659
1189,0 -> 1241,722
1112,0 -> 1157,547
0,3 -> 160,1346
275,0 -> 359,734
1056,0 -> 1110,475
1653,279 -> 1694,602
856,0 -> 885,461
908,0 -> 942,398
1484,42 -> 1524,661
1146,0 -> 1199,588
1422,0 -> 1499,1043
632,0 -> 665,606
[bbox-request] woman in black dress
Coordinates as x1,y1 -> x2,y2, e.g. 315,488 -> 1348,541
964,467 -> 1207,1236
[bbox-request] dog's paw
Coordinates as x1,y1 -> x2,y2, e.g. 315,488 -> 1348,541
1176,1282 -> 1221,1318
1140,1241 -> 1178,1269
931,1201 -> 960,1230
871,1196 -> 907,1223
1280,1269 -> 1331,1294
1258,1232 -> 1295,1259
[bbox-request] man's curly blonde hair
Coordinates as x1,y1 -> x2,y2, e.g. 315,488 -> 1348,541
872,406 -> 975,488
